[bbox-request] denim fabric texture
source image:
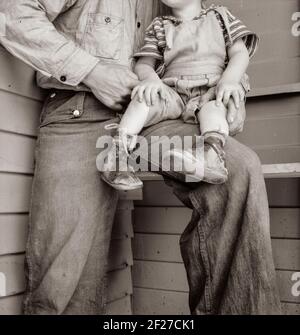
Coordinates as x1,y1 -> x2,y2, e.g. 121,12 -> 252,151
23,91 -> 281,315
0,0 -> 281,316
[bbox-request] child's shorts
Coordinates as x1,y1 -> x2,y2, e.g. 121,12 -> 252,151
143,74 -> 249,127
144,75 -> 220,127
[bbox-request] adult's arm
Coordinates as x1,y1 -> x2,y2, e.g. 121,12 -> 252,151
0,0 -> 139,110
0,0 -> 99,86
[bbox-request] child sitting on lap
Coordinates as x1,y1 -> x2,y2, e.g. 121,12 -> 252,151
101,0 -> 258,190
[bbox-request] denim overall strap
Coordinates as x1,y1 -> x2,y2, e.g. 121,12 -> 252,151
214,6 -> 233,46
162,10 -> 227,79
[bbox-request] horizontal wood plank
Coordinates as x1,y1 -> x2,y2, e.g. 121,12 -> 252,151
0,254 -> 25,298
134,207 -> 300,239
0,132 -> 36,174
266,179 -> 300,207
0,215 -> 28,255
133,261 -> 188,292
138,162 -> 300,180
255,146 -> 300,166
251,32 -> 300,63
133,261 -> 300,304
249,58 -> 300,89
133,233 -> 300,270
136,179 -> 300,208
281,302 -> 300,316
0,90 -> 41,137
119,189 -> 143,201
0,295 -> 23,315
272,240 -> 300,271
0,47 -> 44,101
236,114 -> 300,148
270,208 -> 300,239
246,94 -> 300,120
134,207 -> 190,235
134,288 -> 300,315
277,270 -> 300,304
249,84 -> 300,98
0,173 -> 32,213
133,288 -> 189,315
133,234 -> 181,264
135,181 -> 183,207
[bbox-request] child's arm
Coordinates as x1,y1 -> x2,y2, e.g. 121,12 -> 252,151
132,57 -> 168,106
216,39 -> 250,109
135,57 -> 159,81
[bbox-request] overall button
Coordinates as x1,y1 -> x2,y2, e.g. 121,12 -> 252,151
73,110 -> 81,118
105,17 -> 111,24
60,75 -> 67,82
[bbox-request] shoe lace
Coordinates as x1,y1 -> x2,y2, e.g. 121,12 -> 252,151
104,123 -> 119,131
205,141 -> 226,162
104,123 -> 137,156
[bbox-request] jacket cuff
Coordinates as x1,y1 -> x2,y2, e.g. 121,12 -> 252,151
55,48 -> 99,86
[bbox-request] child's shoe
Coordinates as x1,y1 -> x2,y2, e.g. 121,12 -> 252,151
162,134 -> 228,184
101,128 -> 143,191
202,135 -> 228,184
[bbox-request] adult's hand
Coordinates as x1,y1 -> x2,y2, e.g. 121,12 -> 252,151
83,63 -> 139,111
227,98 -> 246,136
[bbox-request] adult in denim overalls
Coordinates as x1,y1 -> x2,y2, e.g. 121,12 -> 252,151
0,0 -> 281,315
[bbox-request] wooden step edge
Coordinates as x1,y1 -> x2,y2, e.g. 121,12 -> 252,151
135,163 -> 300,182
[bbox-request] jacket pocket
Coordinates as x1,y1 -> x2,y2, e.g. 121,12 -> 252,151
82,13 -> 124,60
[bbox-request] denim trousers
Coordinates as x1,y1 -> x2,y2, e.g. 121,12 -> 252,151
23,90 -> 281,315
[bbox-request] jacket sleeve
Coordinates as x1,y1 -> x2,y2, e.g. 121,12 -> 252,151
0,0 -> 99,86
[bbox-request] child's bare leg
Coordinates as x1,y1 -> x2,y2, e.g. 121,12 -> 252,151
101,96 -> 160,191
119,97 -> 150,135
198,100 -> 229,141
101,97 -> 151,191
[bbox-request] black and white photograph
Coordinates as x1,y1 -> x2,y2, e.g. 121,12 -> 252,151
0,0 -> 299,324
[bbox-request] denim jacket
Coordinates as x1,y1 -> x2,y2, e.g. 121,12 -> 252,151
0,0 -> 164,90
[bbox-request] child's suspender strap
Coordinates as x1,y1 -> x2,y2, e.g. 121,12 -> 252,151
214,6 -> 233,46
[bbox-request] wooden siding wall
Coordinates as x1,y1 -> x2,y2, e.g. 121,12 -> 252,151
236,94 -> 300,165
210,0 -> 300,91
132,0 -> 300,315
221,0 -> 300,165
0,48 -> 134,315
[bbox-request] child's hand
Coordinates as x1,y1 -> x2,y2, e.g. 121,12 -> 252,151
216,81 -> 245,109
131,79 -> 168,106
